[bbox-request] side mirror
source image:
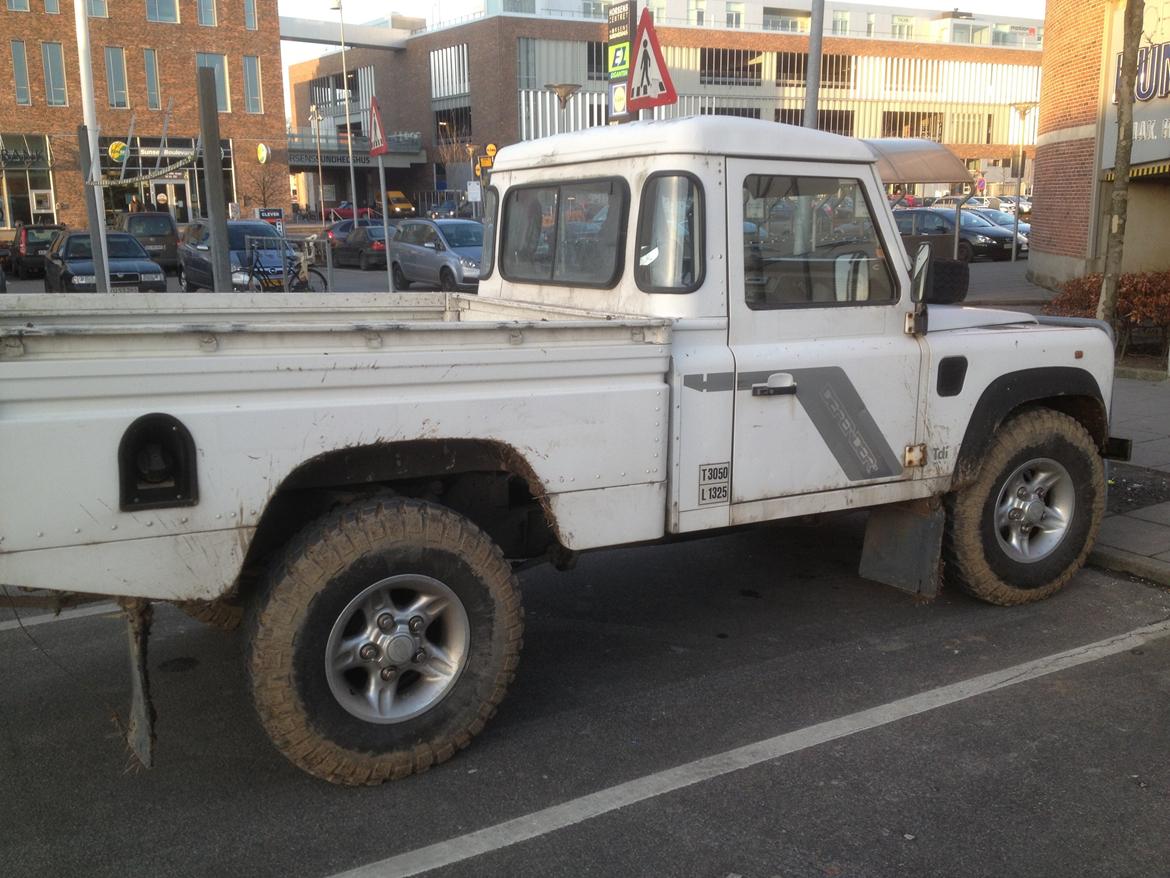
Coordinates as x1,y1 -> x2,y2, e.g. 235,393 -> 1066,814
910,242 -> 931,303
424,240 -> 438,250
195,243 -> 210,252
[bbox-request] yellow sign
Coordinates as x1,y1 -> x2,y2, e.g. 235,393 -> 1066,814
474,164 -> 482,178
257,143 -> 270,164
108,140 -> 127,163
479,155 -> 493,169
485,142 -> 498,157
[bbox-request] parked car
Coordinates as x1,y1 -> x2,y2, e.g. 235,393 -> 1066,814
0,263 -> 6,293
178,220 -> 297,291
894,207 -> 1025,262
42,232 -> 166,292
967,207 -> 1031,239
113,211 -> 179,273
932,194 -> 1003,211
428,196 -> 464,219
329,201 -> 374,220
333,224 -> 394,270
11,223 -> 66,278
998,195 -> 1033,217
326,218 -> 377,250
386,190 -> 416,217
389,218 -> 482,291
0,227 -> 15,268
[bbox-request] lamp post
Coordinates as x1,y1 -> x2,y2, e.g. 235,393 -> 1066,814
308,104 -> 326,226
1011,101 -> 1038,263
331,0 -> 360,216
545,83 -> 582,135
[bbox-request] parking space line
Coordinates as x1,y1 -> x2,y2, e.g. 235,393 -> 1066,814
0,602 -> 120,633
332,617 -> 1170,878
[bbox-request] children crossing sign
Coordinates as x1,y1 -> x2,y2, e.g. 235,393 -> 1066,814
626,8 -> 677,112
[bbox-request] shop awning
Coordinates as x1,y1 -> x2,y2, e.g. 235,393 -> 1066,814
1103,160 -> 1170,182
862,138 -> 973,186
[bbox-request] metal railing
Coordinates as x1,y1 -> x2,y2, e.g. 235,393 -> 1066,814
286,129 -> 423,154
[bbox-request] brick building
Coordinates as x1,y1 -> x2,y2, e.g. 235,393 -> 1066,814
287,4 -> 1043,214
1029,0 -> 1170,288
0,0 -> 286,229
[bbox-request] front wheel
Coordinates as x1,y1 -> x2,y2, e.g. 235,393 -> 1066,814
944,408 -> 1104,605
247,497 -> 523,784
957,242 -> 974,264
440,267 -> 457,292
178,265 -> 197,292
291,268 -> 328,292
392,262 -> 408,291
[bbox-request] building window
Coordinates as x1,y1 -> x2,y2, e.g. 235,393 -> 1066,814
726,1 -> 743,28
434,106 -> 472,142
892,15 -> 914,39
881,110 -> 943,141
517,37 -> 536,89
581,0 -> 606,18
6,0 -> 29,9
502,0 -> 534,10
144,48 -> 161,109
586,41 -> 606,81
198,0 -> 216,26
146,0 -> 179,22
87,0 -> 106,15
701,106 -> 760,118
243,0 -> 256,29
11,41 -> 30,105
105,46 -> 128,108
820,53 -> 852,88
688,0 -> 704,25
41,42 -> 67,106
776,107 -> 855,136
776,52 -> 851,88
866,13 -> 874,36
429,44 -> 470,100
196,52 -> 229,111
763,7 -> 807,32
44,0 -> 59,13
243,55 -> 262,113
831,10 -> 849,35
700,48 -> 762,86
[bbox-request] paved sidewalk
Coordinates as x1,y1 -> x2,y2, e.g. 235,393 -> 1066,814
1091,376 -> 1170,584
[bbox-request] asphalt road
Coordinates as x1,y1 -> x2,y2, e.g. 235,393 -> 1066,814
3,517 -> 1169,878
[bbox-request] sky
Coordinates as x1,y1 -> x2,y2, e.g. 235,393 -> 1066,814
277,0 -> 1048,121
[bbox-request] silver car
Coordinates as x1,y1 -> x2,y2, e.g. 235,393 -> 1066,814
389,219 -> 482,292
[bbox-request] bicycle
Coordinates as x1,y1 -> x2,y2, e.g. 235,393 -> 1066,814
243,235 -> 328,292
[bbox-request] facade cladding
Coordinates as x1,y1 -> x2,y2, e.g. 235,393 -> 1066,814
0,0 -> 286,229
1030,0 -> 1170,288
288,4 -> 1043,211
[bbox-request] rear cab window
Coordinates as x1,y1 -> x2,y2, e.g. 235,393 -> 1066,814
499,178 -> 627,288
128,215 -> 174,236
635,173 -> 704,294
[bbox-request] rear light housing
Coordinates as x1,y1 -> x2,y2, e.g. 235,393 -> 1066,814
372,240 -> 385,251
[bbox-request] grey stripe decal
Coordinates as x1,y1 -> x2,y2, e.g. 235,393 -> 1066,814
683,367 -> 903,481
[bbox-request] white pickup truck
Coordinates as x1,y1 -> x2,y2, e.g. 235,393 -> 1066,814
0,117 -> 1126,785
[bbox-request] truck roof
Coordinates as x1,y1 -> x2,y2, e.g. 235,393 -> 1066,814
492,116 -> 877,171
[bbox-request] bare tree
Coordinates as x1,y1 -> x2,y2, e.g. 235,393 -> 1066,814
1098,0 -> 1147,324
239,153 -> 288,210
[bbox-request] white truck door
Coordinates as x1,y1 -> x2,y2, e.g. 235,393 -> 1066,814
726,159 -> 922,510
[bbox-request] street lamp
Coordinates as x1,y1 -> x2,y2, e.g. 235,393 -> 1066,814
1011,101 -> 1038,262
308,104 -> 326,226
544,83 -> 581,135
331,0 -> 359,217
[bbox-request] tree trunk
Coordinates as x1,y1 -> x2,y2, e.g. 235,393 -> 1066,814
1098,0 -> 1146,324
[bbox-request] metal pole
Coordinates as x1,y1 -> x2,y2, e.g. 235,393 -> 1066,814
311,106 -> 326,226
334,0 -> 359,215
73,0 -> 110,292
76,126 -> 109,293
325,227 -> 334,291
803,0 -> 824,129
378,154 -> 394,292
197,68 -> 231,291
1012,123 -> 1025,262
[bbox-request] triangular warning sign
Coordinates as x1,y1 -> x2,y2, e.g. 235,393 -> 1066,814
626,8 -> 677,112
369,96 -> 389,157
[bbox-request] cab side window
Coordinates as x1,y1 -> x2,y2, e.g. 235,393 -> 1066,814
743,175 -> 896,309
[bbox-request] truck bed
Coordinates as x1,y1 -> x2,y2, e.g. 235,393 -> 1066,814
0,293 -> 673,600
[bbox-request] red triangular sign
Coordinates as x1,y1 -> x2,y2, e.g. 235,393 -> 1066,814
369,96 -> 389,157
626,8 -> 677,112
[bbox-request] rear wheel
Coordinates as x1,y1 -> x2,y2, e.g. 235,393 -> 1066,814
392,262 -> 408,291
247,497 -> 523,785
359,251 -> 370,271
440,268 -> 457,292
297,268 -> 328,292
957,242 -> 974,263
944,409 -> 1104,605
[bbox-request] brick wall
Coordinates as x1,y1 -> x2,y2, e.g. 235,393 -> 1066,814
0,0 -> 287,227
1029,0 -> 1109,281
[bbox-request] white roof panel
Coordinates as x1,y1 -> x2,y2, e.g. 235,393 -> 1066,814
492,116 -> 877,171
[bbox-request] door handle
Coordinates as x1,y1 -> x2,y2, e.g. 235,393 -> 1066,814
752,373 -> 797,396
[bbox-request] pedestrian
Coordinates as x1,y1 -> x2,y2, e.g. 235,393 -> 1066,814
129,195 -> 142,213
975,171 -> 986,197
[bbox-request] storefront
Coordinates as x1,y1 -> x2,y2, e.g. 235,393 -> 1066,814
97,136 -> 235,224
0,133 -> 56,228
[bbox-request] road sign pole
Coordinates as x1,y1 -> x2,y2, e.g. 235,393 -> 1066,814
76,126 -> 110,294
378,154 -> 394,292
197,68 -> 232,292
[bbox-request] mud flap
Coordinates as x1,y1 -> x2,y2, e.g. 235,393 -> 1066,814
118,598 -> 156,769
859,498 -> 944,598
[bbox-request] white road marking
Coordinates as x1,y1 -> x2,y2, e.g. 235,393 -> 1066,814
0,602 -> 120,632
332,617 -> 1170,878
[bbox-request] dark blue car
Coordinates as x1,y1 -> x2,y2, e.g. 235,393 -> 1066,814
43,232 -> 166,292
178,220 -> 294,291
